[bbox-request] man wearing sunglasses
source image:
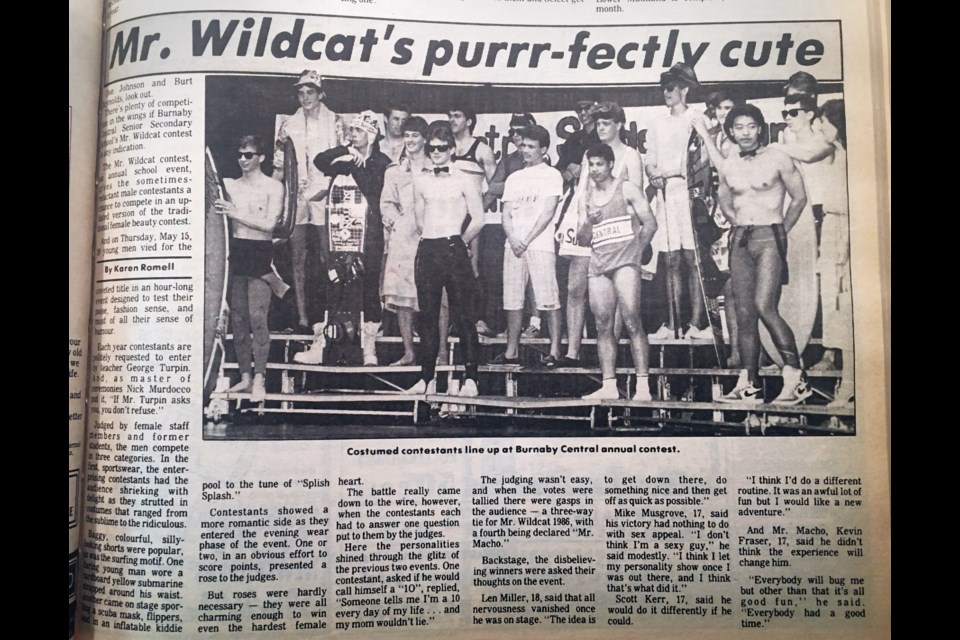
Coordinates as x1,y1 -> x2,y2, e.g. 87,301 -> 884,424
557,99 -> 600,190
215,136 -> 287,403
274,70 -> 345,334
645,62 -> 712,342
405,122 -> 485,397
692,105 -> 811,404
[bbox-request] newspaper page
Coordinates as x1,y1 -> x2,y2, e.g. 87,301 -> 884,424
79,0 -> 890,638
70,0 -> 104,635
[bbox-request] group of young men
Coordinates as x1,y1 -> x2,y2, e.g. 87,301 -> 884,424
217,65 -> 853,407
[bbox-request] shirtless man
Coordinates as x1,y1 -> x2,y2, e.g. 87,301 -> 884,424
380,103 -> 411,164
692,105 -> 811,404
274,70 -> 344,332
578,143 -> 658,401
404,121 -> 485,396
448,104 -> 497,272
216,135 -> 286,402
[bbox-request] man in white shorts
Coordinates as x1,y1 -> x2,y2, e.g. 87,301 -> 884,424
499,125 -> 564,367
645,63 -> 710,340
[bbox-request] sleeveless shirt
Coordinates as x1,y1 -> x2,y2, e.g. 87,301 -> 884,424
587,180 -> 643,277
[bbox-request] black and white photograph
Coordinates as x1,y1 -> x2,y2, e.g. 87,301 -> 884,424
200,51 -> 856,439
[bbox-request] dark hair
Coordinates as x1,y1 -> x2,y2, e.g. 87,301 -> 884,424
402,116 -> 429,137
705,89 -> 742,109
723,104 -> 768,146
590,101 -> 625,124
238,135 -> 266,155
509,112 -> 537,128
785,93 -> 818,114
783,71 -> 819,98
585,142 -> 615,165
447,104 -> 477,133
426,120 -> 456,146
383,102 -> 411,119
518,125 -> 550,149
819,99 -> 846,149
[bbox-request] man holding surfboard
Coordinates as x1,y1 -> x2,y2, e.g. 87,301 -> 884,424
692,105 -> 812,405
274,70 -> 346,333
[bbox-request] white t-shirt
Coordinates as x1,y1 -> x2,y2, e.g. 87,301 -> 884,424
502,162 -> 563,253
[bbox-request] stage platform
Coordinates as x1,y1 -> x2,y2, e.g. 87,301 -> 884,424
206,331 -> 855,434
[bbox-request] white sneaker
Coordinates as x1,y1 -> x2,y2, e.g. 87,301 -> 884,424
771,367 -> 812,405
648,324 -> 675,341
718,384 -> 764,404
293,335 -> 326,364
684,325 -> 714,340
404,378 -> 436,395
718,371 -> 763,403
361,322 -> 380,366
476,320 -> 495,337
827,379 -> 855,408
583,383 -> 620,401
521,325 -> 541,340
250,374 -> 266,403
459,379 -> 479,398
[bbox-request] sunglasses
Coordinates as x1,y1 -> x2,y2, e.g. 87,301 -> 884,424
426,144 -> 451,153
781,109 -> 803,119
508,128 -> 524,137
237,151 -> 260,159
662,82 -> 679,92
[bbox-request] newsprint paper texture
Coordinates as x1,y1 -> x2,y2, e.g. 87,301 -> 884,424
73,0 -> 891,638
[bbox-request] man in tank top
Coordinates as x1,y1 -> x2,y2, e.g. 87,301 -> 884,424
578,143 -> 658,401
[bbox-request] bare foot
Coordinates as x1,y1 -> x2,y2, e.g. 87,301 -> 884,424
250,374 -> 266,402
390,354 -> 416,366
228,374 -> 252,393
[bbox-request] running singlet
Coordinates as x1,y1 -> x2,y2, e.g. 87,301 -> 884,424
587,180 -> 643,277
452,137 -> 485,167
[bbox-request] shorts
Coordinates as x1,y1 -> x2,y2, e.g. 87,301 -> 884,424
654,179 -> 695,251
230,238 -> 274,278
503,249 -> 560,311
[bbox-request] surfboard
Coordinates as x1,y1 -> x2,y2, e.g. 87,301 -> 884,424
759,164 -> 818,367
686,128 -> 727,367
274,137 -> 298,241
203,148 -> 230,400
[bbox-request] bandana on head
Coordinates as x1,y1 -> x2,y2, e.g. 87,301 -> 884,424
350,111 -> 381,136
